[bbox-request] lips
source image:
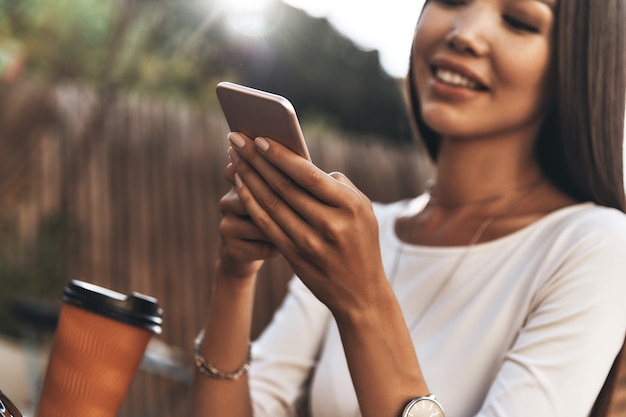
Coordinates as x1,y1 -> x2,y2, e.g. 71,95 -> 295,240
430,60 -> 489,92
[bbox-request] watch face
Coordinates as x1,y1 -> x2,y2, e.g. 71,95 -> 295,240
404,397 -> 444,417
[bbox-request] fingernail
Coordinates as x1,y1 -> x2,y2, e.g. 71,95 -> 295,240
228,147 -> 240,163
254,137 -> 270,152
234,173 -> 243,189
229,132 -> 246,149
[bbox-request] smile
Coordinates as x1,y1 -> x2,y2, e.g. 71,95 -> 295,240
432,66 -> 488,91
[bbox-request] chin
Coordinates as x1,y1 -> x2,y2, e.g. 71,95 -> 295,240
420,106 -> 476,137
421,105 -> 543,141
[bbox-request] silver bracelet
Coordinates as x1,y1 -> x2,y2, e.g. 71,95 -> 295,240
194,329 -> 251,380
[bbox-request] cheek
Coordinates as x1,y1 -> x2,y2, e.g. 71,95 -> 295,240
489,41 -> 553,127
413,6 -> 445,51
412,7 -> 447,63
411,13 -> 446,96
496,41 -> 552,95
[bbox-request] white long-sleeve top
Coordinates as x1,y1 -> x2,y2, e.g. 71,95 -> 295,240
248,196 -> 626,417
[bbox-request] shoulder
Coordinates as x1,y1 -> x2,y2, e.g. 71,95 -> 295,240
522,204 -> 626,280
542,203 -> 626,249
566,202 -> 626,225
564,203 -> 626,245
530,204 -> 626,303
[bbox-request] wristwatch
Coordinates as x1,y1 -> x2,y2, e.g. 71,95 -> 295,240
401,394 -> 445,417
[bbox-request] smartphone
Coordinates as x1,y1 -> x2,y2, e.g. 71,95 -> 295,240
216,82 -> 311,160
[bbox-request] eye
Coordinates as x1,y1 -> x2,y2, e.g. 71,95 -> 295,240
430,0 -> 467,6
503,15 -> 540,33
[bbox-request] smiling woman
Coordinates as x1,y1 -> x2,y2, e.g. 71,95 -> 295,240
190,0 -> 626,416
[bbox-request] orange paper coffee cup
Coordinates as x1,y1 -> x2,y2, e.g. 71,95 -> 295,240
35,280 -> 162,417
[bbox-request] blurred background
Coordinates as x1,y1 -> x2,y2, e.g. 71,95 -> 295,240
0,1 -> 624,416
0,0 -> 432,415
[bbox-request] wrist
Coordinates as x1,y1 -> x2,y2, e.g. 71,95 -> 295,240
194,329 -> 251,380
210,260 -> 258,308
215,258 -> 260,287
332,279 -> 398,328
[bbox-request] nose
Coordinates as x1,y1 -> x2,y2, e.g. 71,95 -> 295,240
446,6 -> 491,57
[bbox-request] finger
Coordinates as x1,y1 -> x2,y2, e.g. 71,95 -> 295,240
233,170 -> 319,259
219,204 -> 278,261
220,236 -> 278,262
229,132 -> 344,223
219,189 -> 248,217
251,136 -> 357,207
225,163 -> 236,186
233,159 -> 315,240
224,143 -> 246,182
329,171 -> 368,200
234,153 -> 327,227
220,214 -> 272,242
229,133 -> 290,190
229,132 -> 321,220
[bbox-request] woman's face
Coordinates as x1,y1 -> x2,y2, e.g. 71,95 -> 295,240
412,0 -> 556,140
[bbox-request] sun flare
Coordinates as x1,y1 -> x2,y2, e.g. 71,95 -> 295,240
219,0 -> 272,14
216,0 -> 277,38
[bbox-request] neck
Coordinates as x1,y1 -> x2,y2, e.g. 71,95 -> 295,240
431,135 -> 545,206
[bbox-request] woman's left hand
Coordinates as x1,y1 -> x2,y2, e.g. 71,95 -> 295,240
228,132 -> 388,319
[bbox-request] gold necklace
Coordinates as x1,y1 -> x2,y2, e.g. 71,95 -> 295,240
391,179 -> 544,332
426,178 -> 545,208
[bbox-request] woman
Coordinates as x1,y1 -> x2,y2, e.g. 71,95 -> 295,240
190,0 -> 626,416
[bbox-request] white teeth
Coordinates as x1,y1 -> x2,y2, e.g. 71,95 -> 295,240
435,67 -> 481,90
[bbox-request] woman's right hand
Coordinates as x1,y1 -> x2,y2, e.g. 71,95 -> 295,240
217,159 -> 279,280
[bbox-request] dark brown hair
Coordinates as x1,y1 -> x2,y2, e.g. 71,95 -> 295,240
406,0 -> 626,212
406,1 -> 626,415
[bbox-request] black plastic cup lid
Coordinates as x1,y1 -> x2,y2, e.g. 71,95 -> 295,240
61,280 -> 163,334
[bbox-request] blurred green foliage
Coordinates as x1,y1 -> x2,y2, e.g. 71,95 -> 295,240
0,0 -> 112,80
